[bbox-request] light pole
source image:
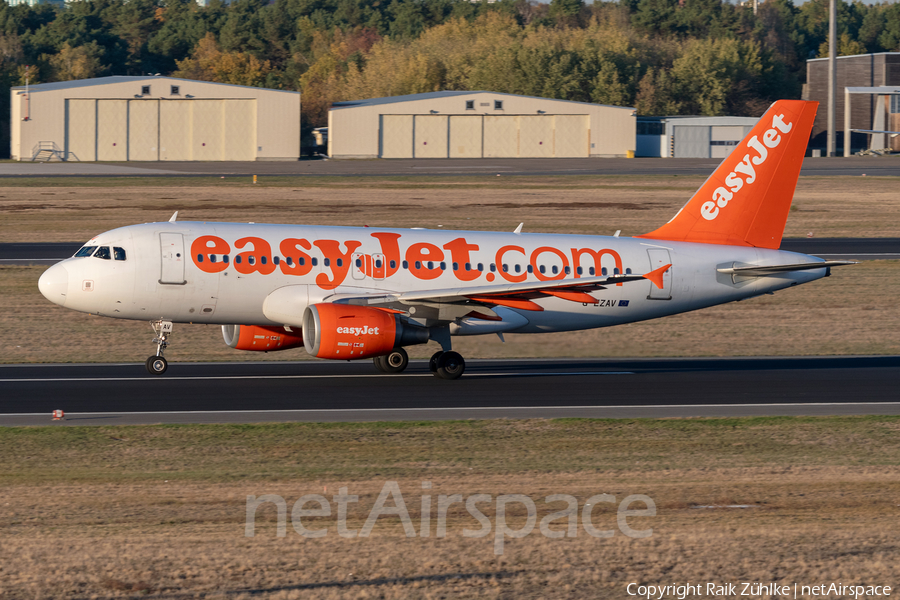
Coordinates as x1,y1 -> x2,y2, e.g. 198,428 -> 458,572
827,0 -> 837,156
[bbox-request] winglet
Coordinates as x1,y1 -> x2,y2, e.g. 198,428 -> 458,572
644,263 -> 671,290
169,211 -> 178,223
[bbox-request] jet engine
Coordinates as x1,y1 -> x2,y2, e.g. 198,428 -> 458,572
302,304 -> 429,360
222,324 -> 304,351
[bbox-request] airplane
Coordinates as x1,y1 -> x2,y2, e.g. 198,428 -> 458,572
39,99 -> 855,380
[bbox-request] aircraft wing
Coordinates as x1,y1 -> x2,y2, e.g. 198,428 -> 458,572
331,263 -> 671,317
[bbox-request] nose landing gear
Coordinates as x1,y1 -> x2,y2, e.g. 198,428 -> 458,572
146,320 -> 173,375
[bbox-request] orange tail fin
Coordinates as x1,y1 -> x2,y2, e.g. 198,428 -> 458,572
636,100 -> 818,249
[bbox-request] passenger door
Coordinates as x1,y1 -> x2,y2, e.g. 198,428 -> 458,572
159,233 -> 186,285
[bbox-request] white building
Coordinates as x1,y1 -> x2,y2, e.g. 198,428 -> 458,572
10,75 -> 301,161
636,116 -> 760,158
327,91 -> 635,159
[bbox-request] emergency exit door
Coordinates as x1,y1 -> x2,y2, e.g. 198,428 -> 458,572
159,233 -> 186,285
646,248 -> 672,300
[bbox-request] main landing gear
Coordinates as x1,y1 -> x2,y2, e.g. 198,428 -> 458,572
429,351 -> 465,380
372,347 -> 466,380
373,347 -> 409,374
146,320 -> 173,375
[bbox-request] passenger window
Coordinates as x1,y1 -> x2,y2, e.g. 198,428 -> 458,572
114,247 -> 126,261
614,268 -> 620,275
375,259 -> 382,268
527,265 -> 533,273
235,256 -> 242,264
452,262 -> 459,271
356,259 -> 362,268
336,258 -> 342,267
577,266 -> 583,275
94,246 -> 111,260
75,246 -> 97,258
261,256 -> 267,265
440,262 -> 446,271
465,263 -> 471,271
249,256 -> 256,265
324,258 -> 330,267
626,268 -> 632,274
415,261 -> 422,269
402,260 -> 409,269
477,263 -> 483,272
197,254 -> 204,263
490,264 -> 496,272
390,260 -> 397,269
312,258 -> 318,266
210,255 -> 217,263
539,265 -> 545,274
564,266 -> 570,275
273,256 -> 280,265
600,267 -> 606,275
551,266 -> 558,274
427,261 -> 434,270
502,264 -> 508,272
298,257 -> 305,266
223,255 -> 229,263
286,257 -> 293,266
514,265 -> 521,273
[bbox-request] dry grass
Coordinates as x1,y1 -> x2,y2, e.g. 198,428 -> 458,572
2,259 -> 898,364
1,419 -> 899,598
0,175 -> 898,243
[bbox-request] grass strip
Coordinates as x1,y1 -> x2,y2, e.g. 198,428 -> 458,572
3,416 -> 899,485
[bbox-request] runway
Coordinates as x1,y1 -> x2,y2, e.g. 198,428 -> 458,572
1,156 -> 899,178
3,238 -> 898,265
2,356 -> 897,426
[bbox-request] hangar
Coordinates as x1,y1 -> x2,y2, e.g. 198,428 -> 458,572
10,76 -> 301,161
327,91 -> 635,159
636,116 -> 760,158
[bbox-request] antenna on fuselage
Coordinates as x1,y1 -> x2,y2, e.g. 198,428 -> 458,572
513,223 -> 524,234
169,211 -> 178,223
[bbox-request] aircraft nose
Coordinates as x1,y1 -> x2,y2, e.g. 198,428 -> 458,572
38,262 -> 69,306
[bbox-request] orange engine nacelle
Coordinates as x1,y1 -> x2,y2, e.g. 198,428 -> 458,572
302,304 -> 429,360
222,324 -> 304,352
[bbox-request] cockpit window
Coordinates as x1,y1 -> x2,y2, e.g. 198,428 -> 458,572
114,247 -> 126,261
94,246 -> 111,260
75,246 -> 97,258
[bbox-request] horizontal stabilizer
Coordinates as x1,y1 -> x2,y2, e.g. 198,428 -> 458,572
717,261 -> 857,277
851,129 -> 900,136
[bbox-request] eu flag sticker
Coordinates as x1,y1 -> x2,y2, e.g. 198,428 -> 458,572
618,300 -> 630,307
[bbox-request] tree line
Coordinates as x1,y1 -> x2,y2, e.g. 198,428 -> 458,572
1,0 -> 899,143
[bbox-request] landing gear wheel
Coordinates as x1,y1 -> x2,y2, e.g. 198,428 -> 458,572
435,351 -> 465,380
146,355 -> 168,375
429,351 -> 444,373
382,348 -> 409,373
374,348 -> 409,374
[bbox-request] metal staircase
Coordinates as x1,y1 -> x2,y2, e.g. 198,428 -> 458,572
31,141 -> 65,162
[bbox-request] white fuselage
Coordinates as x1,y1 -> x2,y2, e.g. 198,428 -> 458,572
38,221 -> 828,336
